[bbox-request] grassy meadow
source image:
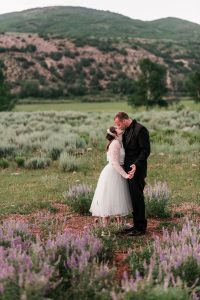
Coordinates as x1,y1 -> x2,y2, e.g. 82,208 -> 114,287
1,100 -> 199,215
0,100 -> 200,299
14,98 -> 200,112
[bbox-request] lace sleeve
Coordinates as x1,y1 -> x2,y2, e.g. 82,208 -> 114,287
109,140 -> 129,179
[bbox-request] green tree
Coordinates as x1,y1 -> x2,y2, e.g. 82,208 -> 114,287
128,58 -> 168,107
0,69 -> 15,111
20,80 -> 40,98
107,72 -> 134,95
89,76 -> 102,93
186,71 -> 200,102
63,65 -> 76,83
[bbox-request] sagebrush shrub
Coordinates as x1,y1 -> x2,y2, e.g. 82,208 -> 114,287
24,157 -> 51,169
0,158 -> 9,168
59,152 -> 79,172
15,156 -> 25,167
49,147 -> 62,160
0,145 -> 15,158
64,183 -> 94,214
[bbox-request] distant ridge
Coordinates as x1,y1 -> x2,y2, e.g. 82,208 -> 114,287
0,6 -> 200,40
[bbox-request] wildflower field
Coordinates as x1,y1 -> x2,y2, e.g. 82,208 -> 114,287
0,101 -> 200,299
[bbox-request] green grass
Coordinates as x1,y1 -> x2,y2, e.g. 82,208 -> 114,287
0,149 -> 103,215
0,150 -> 199,216
14,101 -> 133,113
1,100 -> 200,216
14,99 -> 200,112
180,100 -> 200,111
149,152 -> 200,205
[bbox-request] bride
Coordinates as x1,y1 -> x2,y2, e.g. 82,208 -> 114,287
89,126 -> 133,226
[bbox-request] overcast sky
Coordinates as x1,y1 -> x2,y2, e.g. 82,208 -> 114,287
0,0 -> 199,24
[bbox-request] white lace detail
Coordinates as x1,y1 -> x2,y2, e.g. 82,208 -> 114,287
107,139 -> 128,179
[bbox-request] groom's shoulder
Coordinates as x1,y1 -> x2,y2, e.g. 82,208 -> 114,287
133,120 -> 143,133
134,121 -> 149,136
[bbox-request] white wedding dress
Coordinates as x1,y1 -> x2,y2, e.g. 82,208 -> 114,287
89,139 -> 132,217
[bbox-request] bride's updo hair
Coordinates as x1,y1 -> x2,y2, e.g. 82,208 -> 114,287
106,126 -> 117,151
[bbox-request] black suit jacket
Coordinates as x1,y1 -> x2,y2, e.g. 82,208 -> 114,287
123,119 -> 150,178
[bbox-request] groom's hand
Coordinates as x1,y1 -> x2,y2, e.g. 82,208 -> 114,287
128,164 -> 136,177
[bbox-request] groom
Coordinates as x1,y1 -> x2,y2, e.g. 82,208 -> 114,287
114,112 -> 151,236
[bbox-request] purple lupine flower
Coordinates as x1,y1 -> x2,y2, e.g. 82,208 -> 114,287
122,218 -> 200,296
66,183 -> 93,199
0,219 -> 109,297
145,181 -> 169,201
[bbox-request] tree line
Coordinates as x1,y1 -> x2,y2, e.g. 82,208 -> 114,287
0,58 -> 200,111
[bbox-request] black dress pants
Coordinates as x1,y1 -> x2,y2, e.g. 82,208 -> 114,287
128,174 -> 147,232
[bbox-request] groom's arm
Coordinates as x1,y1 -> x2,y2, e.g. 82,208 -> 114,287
133,127 -> 151,168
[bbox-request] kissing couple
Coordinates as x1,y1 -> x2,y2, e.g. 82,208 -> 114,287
90,111 -> 151,236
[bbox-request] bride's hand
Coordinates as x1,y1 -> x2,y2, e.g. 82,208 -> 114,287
126,173 -> 133,179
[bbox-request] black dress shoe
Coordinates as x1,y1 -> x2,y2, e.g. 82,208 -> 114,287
122,226 -> 135,233
126,228 -> 146,236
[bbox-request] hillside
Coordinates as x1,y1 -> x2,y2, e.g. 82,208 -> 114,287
0,7 -> 200,99
0,32 -> 164,97
0,6 -> 200,41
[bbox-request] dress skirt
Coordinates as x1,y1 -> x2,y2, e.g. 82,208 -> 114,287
89,163 -> 132,217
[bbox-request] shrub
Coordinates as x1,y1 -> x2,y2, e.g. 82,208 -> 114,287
129,244 -> 153,276
15,156 -> 25,167
64,183 -> 94,214
118,48 -> 128,55
49,65 -> 60,78
80,57 -> 95,67
25,44 -> 37,52
122,286 -> 191,300
40,61 -> 48,69
91,224 -> 119,263
145,181 -> 170,218
20,80 -> 40,98
68,82 -> 87,96
174,256 -> 200,287
0,145 -> 15,158
59,152 -> 79,172
49,147 -> 62,160
39,86 -> 64,98
33,70 -> 46,84
21,60 -> 35,69
24,157 -> 51,169
0,158 -> 9,168
0,47 -> 6,53
57,63 -> 64,69
63,65 -> 75,83
63,49 -> 76,58
49,51 -> 63,61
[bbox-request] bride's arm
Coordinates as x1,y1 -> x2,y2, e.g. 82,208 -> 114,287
109,140 -> 129,179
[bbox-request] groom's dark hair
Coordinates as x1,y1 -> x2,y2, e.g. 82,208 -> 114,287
114,112 -> 129,121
